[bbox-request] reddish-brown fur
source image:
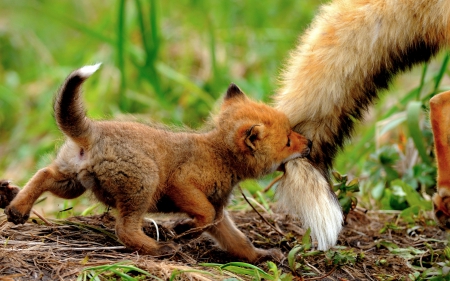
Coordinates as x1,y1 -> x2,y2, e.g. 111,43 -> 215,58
430,91 -> 450,228
2,65 -> 311,262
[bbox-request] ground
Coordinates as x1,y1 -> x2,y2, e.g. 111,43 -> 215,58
0,206 -> 447,281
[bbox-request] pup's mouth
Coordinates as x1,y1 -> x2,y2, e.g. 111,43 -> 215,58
276,151 -> 310,172
277,140 -> 312,171
284,139 -> 312,162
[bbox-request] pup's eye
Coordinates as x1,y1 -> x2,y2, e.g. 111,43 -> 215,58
286,137 -> 291,147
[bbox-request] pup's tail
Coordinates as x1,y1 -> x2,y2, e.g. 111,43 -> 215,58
54,63 -> 101,148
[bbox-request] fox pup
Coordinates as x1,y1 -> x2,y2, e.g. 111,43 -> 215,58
430,91 -> 450,229
1,64 -> 311,262
273,0 -> 450,250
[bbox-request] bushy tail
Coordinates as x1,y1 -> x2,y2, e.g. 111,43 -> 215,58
54,63 -> 101,148
274,0 -> 450,250
277,160 -> 343,251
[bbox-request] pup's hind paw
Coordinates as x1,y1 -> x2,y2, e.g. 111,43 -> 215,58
255,248 -> 284,263
433,192 -> 450,229
0,180 -> 19,209
173,219 -> 203,239
155,242 -> 179,256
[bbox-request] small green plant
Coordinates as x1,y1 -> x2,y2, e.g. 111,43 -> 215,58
325,249 -> 361,267
379,222 -> 404,234
412,247 -> 450,281
201,261 -> 293,281
286,228 -> 321,277
332,171 -> 360,214
77,261 -> 161,281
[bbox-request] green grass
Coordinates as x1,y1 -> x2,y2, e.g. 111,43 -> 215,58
77,261 -> 163,281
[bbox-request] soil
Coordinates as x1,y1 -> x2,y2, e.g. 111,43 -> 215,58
0,206 -> 447,281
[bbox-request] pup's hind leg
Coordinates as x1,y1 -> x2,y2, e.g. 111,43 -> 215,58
5,163 -> 85,224
114,198 -> 177,256
430,91 -> 450,229
207,210 -> 283,262
167,184 -> 216,235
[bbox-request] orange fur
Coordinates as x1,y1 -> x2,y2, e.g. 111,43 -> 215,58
430,91 -> 450,228
2,65 -> 311,262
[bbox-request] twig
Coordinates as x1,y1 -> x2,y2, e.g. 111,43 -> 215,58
1,240 -> 47,246
262,174 -> 283,193
238,185 -> 284,236
56,246 -> 126,251
363,263 -> 375,281
245,196 -> 271,215
304,260 -> 321,275
173,212 -> 224,239
356,207 -> 368,213
32,209 -> 53,226
341,266 -> 355,279
303,265 -> 337,281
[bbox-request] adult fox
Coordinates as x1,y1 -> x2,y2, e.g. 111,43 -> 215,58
274,0 -> 450,250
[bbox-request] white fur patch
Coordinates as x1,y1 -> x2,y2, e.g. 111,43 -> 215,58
276,159 -> 343,251
76,63 -> 102,78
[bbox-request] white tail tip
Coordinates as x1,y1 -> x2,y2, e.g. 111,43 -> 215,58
276,159 -> 343,251
76,63 -> 102,78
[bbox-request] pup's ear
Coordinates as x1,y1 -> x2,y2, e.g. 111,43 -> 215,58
225,83 -> 245,100
237,124 -> 263,152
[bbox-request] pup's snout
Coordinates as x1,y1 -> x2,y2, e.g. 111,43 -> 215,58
307,139 -> 312,149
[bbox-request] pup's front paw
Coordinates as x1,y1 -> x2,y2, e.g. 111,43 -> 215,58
255,248 -> 284,263
4,205 -> 30,224
0,180 -> 19,209
433,193 -> 450,229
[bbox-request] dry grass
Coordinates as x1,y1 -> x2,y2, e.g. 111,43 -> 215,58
1,209 -> 447,280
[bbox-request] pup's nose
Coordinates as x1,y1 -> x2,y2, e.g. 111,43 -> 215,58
307,139 -> 312,149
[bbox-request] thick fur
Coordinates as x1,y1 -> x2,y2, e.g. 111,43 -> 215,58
4,65 -> 312,262
430,91 -> 450,228
274,0 -> 450,250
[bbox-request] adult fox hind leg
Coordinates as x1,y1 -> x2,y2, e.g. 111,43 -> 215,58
4,163 -> 86,224
430,91 -> 450,229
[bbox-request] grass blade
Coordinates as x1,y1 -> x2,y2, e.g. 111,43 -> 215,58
116,0 -> 129,111
432,52 -> 450,97
156,62 -> 215,105
416,63 -> 428,100
406,101 -> 432,165
169,269 -> 214,281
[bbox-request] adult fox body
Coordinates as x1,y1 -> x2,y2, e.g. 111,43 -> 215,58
2,64 -> 312,262
274,0 -> 450,250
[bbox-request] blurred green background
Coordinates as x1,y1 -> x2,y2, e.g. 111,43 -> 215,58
0,0 -> 449,216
